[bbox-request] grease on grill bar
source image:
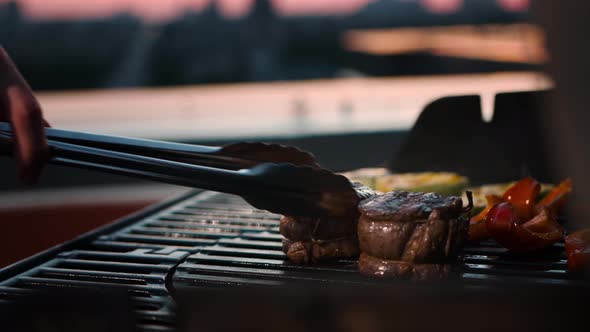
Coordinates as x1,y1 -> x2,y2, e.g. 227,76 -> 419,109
0,191 -> 588,332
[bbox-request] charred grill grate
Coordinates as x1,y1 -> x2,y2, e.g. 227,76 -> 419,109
0,248 -> 183,331
1,190 -> 587,331
172,195 -> 581,289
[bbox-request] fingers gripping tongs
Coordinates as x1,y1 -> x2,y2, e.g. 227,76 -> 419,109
0,122 -> 358,217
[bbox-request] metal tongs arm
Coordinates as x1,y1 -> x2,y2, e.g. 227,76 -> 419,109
0,123 -> 317,170
0,123 -> 357,217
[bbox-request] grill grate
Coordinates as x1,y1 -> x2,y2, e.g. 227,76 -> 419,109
172,193 -> 585,290
1,190 -> 588,331
0,248 -> 184,331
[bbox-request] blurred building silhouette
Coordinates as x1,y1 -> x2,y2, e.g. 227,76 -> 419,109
0,0 -> 532,90
0,1 -> 141,89
151,0 -> 288,85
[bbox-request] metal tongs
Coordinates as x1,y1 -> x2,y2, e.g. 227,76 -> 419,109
0,122 -> 358,217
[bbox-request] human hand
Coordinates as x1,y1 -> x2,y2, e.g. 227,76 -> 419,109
0,47 -> 49,184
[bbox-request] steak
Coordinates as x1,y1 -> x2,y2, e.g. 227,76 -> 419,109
357,190 -> 471,280
280,182 -> 376,264
359,191 -> 464,222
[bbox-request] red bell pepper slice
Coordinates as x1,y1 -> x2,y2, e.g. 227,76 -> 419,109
535,178 -> 573,217
502,177 -> 540,222
468,194 -> 502,242
565,229 -> 590,273
485,202 -> 563,253
567,250 -> 590,274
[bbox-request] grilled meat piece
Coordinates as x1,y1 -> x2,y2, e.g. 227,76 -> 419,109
357,191 -> 470,280
282,237 -> 360,264
358,212 -> 468,262
358,253 -> 451,281
281,182 -> 375,264
357,218 -> 417,260
360,191 -> 464,222
401,210 -> 468,262
280,215 -> 357,241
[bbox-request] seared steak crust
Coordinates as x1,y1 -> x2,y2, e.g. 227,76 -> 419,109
401,212 -> 468,262
359,191 -> 464,222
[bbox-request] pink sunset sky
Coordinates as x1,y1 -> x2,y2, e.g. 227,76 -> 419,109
1,0 -> 374,21
0,0 -> 529,21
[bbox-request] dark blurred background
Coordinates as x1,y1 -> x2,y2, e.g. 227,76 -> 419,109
0,0 -> 539,90
2,4 -> 589,325
1,0 -> 556,266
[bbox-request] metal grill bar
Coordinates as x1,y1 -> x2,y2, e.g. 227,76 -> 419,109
37,267 -> 163,284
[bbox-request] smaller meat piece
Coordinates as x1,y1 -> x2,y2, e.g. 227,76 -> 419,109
357,191 -> 471,281
280,182 -> 376,264
280,215 -> 357,241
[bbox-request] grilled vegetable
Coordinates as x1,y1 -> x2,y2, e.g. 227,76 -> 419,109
463,182 -> 554,214
340,168 -> 389,189
468,194 -> 501,242
374,172 -> 469,196
341,169 -> 469,196
502,177 -> 540,221
468,178 -> 572,244
565,229 -> 590,274
480,178 -> 572,252
485,202 -> 563,253
535,178 -> 572,217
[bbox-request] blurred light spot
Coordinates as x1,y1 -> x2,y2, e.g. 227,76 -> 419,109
481,92 -> 494,123
218,0 -> 253,18
6,0 -> 377,21
497,0 -> 529,12
420,0 -> 463,14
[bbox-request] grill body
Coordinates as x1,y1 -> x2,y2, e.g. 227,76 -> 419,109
0,190 -> 587,331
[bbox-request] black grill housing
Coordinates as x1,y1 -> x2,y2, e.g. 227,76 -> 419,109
1,190 -> 587,331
